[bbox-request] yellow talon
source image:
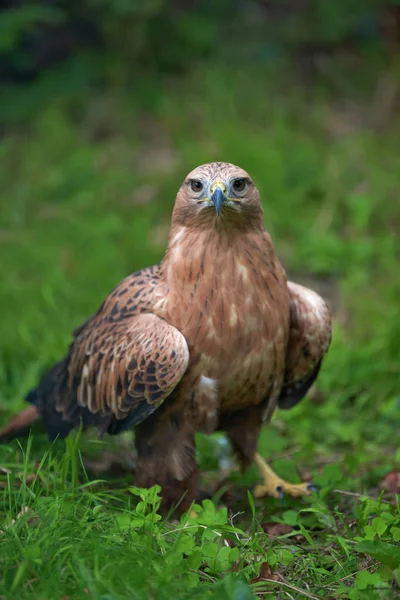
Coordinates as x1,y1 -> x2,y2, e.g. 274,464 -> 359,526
253,452 -> 314,499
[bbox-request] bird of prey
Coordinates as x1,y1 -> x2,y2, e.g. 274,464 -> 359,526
20,162 -> 332,511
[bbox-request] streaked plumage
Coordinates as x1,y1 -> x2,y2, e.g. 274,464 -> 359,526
23,162 -> 332,511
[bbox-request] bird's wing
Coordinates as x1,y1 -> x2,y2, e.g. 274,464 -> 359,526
278,282 -> 332,409
61,312 -> 189,429
29,266 -> 189,438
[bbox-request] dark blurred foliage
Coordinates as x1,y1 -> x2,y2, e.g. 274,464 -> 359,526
1,0 -> 399,85
1,0 -> 230,84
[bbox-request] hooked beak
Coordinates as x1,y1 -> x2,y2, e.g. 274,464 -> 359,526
210,182 -> 226,217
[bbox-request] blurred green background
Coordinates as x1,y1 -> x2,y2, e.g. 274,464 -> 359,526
1,0 -> 399,407
1,1 -> 400,598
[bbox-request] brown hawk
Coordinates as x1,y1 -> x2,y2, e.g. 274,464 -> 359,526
8,163 -> 332,511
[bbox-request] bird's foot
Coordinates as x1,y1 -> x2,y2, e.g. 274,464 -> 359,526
253,452 -> 315,500
254,479 -> 314,500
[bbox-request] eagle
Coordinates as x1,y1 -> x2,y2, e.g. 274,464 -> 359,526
12,163 -> 332,511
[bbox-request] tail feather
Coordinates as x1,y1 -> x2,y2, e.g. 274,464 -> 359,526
27,362 -> 78,440
26,387 -> 39,406
8,361 -> 143,442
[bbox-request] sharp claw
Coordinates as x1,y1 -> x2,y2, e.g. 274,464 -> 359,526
306,482 -> 318,493
276,485 -> 284,501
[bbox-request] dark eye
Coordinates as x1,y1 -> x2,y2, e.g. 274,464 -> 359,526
190,180 -> 203,193
233,178 -> 247,193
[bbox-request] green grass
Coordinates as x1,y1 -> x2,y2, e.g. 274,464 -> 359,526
1,59 -> 400,598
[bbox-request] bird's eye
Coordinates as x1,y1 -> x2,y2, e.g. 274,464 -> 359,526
190,180 -> 203,193
233,178 -> 247,193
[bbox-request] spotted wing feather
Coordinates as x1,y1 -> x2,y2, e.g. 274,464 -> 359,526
278,282 -> 332,409
28,266 -> 189,438
64,313 -> 189,423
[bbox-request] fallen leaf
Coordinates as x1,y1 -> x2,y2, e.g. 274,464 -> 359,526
248,553 -> 264,563
0,406 -> 40,442
24,474 -> 37,484
262,522 -> 293,537
380,469 -> 400,493
259,562 -> 273,579
250,561 -> 281,585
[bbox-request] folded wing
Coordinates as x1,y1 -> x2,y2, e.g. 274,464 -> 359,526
278,282 -> 332,409
62,313 -> 189,430
29,266 -> 190,439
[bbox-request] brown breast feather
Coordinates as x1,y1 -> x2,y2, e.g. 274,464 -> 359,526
159,225 -> 291,419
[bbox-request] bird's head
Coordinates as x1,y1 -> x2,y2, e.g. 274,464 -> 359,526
172,162 -> 263,229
